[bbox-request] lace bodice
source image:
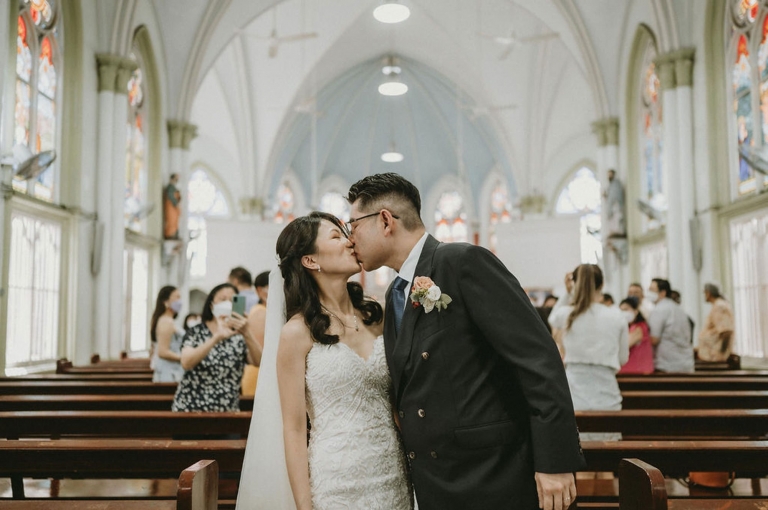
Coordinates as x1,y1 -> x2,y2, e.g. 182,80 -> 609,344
305,335 -> 412,510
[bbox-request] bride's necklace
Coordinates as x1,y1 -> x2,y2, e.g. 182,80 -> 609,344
321,305 -> 359,332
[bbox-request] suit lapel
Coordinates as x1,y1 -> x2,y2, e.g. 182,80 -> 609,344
391,235 -> 440,403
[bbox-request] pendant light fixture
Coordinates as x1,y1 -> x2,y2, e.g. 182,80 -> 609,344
373,1 -> 410,24
378,56 -> 408,96
381,142 -> 404,163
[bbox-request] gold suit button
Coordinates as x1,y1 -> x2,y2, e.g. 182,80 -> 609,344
418,409 -> 426,418
421,352 -> 430,360
408,452 -> 416,460
430,451 -> 438,459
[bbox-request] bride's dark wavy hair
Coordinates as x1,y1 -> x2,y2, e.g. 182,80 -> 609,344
276,211 -> 383,345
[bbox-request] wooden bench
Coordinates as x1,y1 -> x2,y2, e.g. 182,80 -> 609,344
89,355 -> 151,366
0,411 -> 251,439
617,376 -> 768,392
621,390 -> 768,409
0,382 -> 177,396
0,439 -> 244,499
618,370 -> 768,378
695,354 -> 741,371
619,458 -> 768,510
575,409 -> 768,438
1,373 -> 154,381
56,360 -> 153,376
1,459 -> 218,510
0,395 -> 255,412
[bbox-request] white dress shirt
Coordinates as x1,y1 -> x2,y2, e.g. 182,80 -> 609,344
394,233 -> 430,312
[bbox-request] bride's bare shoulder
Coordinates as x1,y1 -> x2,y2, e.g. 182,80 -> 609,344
279,315 -> 313,351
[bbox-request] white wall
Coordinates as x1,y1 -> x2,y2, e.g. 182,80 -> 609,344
494,216 -> 582,292
191,219 -> 284,295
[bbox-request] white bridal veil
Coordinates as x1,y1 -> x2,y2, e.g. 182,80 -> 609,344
236,263 -> 296,510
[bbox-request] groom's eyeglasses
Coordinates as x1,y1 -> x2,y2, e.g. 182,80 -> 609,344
345,210 -> 400,235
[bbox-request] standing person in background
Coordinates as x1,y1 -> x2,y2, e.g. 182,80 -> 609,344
697,283 -> 736,362
182,313 -> 202,332
151,285 -> 185,383
628,282 -> 654,319
647,278 -> 694,373
229,267 -> 259,314
549,265 -> 629,440
242,270 -> 270,396
602,293 -> 615,307
172,283 -> 262,412
617,297 -> 654,374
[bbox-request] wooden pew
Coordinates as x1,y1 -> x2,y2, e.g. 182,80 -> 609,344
618,458 -> 768,510
2,459 -> 218,510
694,354 -> 741,371
618,370 -> 768,378
90,354 -> 151,366
0,381 -> 177,396
575,409 -> 768,438
1,373 -> 153,381
617,376 -> 768,392
0,411 -> 251,439
56,360 -> 153,376
621,390 -> 768,409
0,395 -> 255,411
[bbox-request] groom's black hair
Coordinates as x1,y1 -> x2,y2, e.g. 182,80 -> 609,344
347,173 -> 423,229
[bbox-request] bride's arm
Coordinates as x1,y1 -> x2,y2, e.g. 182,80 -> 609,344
277,318 -> 314,510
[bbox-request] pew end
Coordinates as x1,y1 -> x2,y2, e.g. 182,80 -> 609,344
619,458 -> 667,510
177,460 -> 219,510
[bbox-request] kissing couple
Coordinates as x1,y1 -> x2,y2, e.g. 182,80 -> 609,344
236,173 -> 585,510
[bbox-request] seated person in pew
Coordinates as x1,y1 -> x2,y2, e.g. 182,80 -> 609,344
618,297 -> 654,375
697,283 -> 736,363
549,264 -> 628,441
172,283 -> 262,412
151,286 -> 186,383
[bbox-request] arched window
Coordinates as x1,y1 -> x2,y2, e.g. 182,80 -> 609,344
318,192 -> 350,222
729,0 -> 768,196
488,181 -> 512,252
187,169 -> 230,279
273,183 -> 296,224
13,0 -> 60,201
125,55 -> 148,232
434,191 -> 468,243
639,40 -> 665,231
555,167 -> 602,264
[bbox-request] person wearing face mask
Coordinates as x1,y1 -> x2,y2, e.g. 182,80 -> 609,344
647,278 -> 694,373
150,286 -> 186,383
183,313 -> 202,332
617,297 -> 654,374
171,283 -> 263,412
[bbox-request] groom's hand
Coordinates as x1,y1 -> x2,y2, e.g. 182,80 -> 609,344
535,472 -> 576,510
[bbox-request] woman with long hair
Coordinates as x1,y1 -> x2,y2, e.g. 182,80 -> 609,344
150,285 -> 185,382
618,296 -> 654,374
548,264 -> 629,439
237,212 -> 411,510
171,283 -> 262,412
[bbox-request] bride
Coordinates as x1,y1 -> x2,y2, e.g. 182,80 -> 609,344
236,212 -> 413,510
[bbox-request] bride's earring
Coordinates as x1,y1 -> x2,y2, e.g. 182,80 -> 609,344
317,266 -> 321,272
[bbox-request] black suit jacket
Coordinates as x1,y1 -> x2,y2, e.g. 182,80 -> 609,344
384,235 -> 585,510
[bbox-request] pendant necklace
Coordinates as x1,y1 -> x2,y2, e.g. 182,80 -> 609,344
322,306 -> 359,332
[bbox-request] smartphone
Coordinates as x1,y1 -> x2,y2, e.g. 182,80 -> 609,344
232,295 -> 246,317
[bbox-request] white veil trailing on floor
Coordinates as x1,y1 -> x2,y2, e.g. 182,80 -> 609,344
236,262 -> 296,510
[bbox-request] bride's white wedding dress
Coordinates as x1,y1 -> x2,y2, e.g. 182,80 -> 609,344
305,335 -> 413,510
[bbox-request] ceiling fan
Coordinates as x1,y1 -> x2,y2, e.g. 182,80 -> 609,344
239,6 -> 318,59
479,28 -> 559,61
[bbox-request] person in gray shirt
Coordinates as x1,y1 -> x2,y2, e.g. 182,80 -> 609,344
647,278 -> 694,373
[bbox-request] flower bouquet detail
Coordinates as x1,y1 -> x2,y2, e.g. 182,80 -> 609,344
410,276 -> 452,313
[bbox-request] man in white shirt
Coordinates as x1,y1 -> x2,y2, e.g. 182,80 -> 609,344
647,278 -> 694,373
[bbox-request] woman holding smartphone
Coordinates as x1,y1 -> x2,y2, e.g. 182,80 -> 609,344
171,283 -> 262,412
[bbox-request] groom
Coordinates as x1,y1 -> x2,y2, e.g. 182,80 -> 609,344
347,173 -> 585,510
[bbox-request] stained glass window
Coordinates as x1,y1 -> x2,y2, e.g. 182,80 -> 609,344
489,181 -> 512,252
187,169 -> 230,279
434,191 -> 468,243
734,34 -> 756,194
639,41 -> 665,231
274,183 -> 296,224
13,3 -> 59,201
555,167 -> 603,264
734,0 -> 759,25
319,192 -> 350,222
125,61 -> 148,232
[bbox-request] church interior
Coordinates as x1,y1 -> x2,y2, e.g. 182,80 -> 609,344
1,0 -> 768,506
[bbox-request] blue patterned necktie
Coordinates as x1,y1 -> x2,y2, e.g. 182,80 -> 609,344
391,276 -> 410,333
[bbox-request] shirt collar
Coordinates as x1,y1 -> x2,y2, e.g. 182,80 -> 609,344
397,233 -> 429,284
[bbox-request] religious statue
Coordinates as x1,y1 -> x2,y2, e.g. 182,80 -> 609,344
604,169 -> 628,264
163,173 -> 181,239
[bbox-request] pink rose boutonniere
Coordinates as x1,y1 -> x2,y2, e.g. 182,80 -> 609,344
410,276 -> 452,313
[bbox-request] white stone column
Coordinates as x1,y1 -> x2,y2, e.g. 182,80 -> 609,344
674,49 -> 700,322
0,0 -> 13,372
107,58 -> 137,359
655,54 -> 684,294
166,121 -> 197,318
92,54 -> 121,360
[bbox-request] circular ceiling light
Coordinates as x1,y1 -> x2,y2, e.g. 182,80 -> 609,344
378,81 -> 408,96
373,3 -> 411,24
381,151 -> 404,163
